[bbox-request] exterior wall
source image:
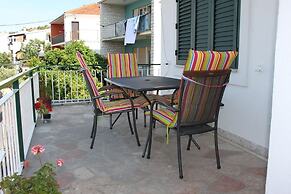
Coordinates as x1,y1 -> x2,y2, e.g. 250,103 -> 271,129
26,29 -> 50,44
125,0 -> 151,19
266,0 -> 291,193
51,24 -> 64,37
100,3 -> 125,56
155,0 -> 278,156
64,14 -> 100,53
0,32 -> 9,53
150,0 -> 161,75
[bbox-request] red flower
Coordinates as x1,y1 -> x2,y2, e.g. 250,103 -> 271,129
35,102 -> 41,110
56,159 -> 64,167
46,104 -> 53,112
31,144 -> 45,155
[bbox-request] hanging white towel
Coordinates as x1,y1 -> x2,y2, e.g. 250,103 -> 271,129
124,16 -> 140,45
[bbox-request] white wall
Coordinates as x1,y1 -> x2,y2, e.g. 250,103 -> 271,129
0,32 -> 9,53
64,14 -> 100,53
266,0 -> 291,193
25,29 -> 50,44
156,0 -> 279,156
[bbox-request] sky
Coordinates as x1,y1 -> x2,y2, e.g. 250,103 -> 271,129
0,0 -> 97,32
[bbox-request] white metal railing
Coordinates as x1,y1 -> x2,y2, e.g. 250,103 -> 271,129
40,65 -> 155,105
0,68 -> 39,189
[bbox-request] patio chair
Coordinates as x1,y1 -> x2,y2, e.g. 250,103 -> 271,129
144,70 -> 231,178
142,50 -> 238,179
107,53 -> 168,128
76,52 -> 148,148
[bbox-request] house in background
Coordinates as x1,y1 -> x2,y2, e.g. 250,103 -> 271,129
98,0 -> 153,68
50,4 -> 101,53
8,29 -> 50,64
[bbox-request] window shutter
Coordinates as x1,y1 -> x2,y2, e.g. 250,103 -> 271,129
194,0 -> 210,50
214,0 -> 239,51
213,0 -> 240,68
177,0 -> 192,64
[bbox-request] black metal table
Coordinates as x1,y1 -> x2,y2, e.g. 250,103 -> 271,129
104,76 -> 180,104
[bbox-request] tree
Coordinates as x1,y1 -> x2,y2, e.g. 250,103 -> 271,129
44,41 -> 107,70
21,39 -> 51,65
0,52 -> 12,65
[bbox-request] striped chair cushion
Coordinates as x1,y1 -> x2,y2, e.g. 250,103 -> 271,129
107,53 -> 139,100
184,50 -> 238,71
108,53 -> 139,78
103,95 -> 153,113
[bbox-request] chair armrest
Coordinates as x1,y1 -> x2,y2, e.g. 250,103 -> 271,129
92,90 -> 125,100
151,99 -> 179,113
99,85 -> 120,92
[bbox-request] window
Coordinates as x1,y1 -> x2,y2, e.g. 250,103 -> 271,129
176,0 -> 240,68
133,5 -> 151,17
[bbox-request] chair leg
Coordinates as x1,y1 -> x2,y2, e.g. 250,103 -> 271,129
144,110 -> 147,128
153,120 -> 156,128
131,109 -> 141,146
146,112 -> 154,159
214,130 -> 221,169
109,114 -> 113,129
177,134 -> 183,179
127,112 -> 134,135
136,109 -> 138,119
187,135 -> 192,150
91,114 -> 97,138
90,113 -> 98,149
192,138 -> 201,150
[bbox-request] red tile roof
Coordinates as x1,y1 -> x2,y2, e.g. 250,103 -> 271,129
66,4 -> 100,15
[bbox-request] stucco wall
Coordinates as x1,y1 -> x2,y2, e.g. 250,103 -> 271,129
154,0 -> 278,156
64,14 -> 100,53
266,0 -> 291,193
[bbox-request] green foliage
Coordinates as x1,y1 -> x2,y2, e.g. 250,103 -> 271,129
0,52 -> 12,64
0,163 -> 61,194
39,68 -> 102,100
21,39 -> 51,66
44,41 -> 107,70
0,66 -> 16,82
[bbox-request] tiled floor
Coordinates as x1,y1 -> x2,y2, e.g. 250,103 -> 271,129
23,105 -> 267,194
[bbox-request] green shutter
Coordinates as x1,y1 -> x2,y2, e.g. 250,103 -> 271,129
194,0 -> 210,50
177,0 -> 192,64
213,0 -> 240,68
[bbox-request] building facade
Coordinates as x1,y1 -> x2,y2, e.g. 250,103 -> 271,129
99,0 -> 153,68
50,4 -> 101,53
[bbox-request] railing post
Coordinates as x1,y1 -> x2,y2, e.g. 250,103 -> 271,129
13,80 -> 25,162
29,70 -> 36,123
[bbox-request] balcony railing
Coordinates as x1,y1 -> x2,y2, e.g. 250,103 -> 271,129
40,64 -> 158,105
102,13 -> 151,40
51,34 -> 65,45
0,67 -> 39,183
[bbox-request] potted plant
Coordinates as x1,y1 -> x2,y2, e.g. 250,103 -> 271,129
35,97 -> 52,121
0,144 -> 64,194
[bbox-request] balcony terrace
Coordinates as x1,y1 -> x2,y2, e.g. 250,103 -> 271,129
0,66 -> 266,193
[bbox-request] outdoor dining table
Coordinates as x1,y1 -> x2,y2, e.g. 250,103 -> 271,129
104,76 -> 181,104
